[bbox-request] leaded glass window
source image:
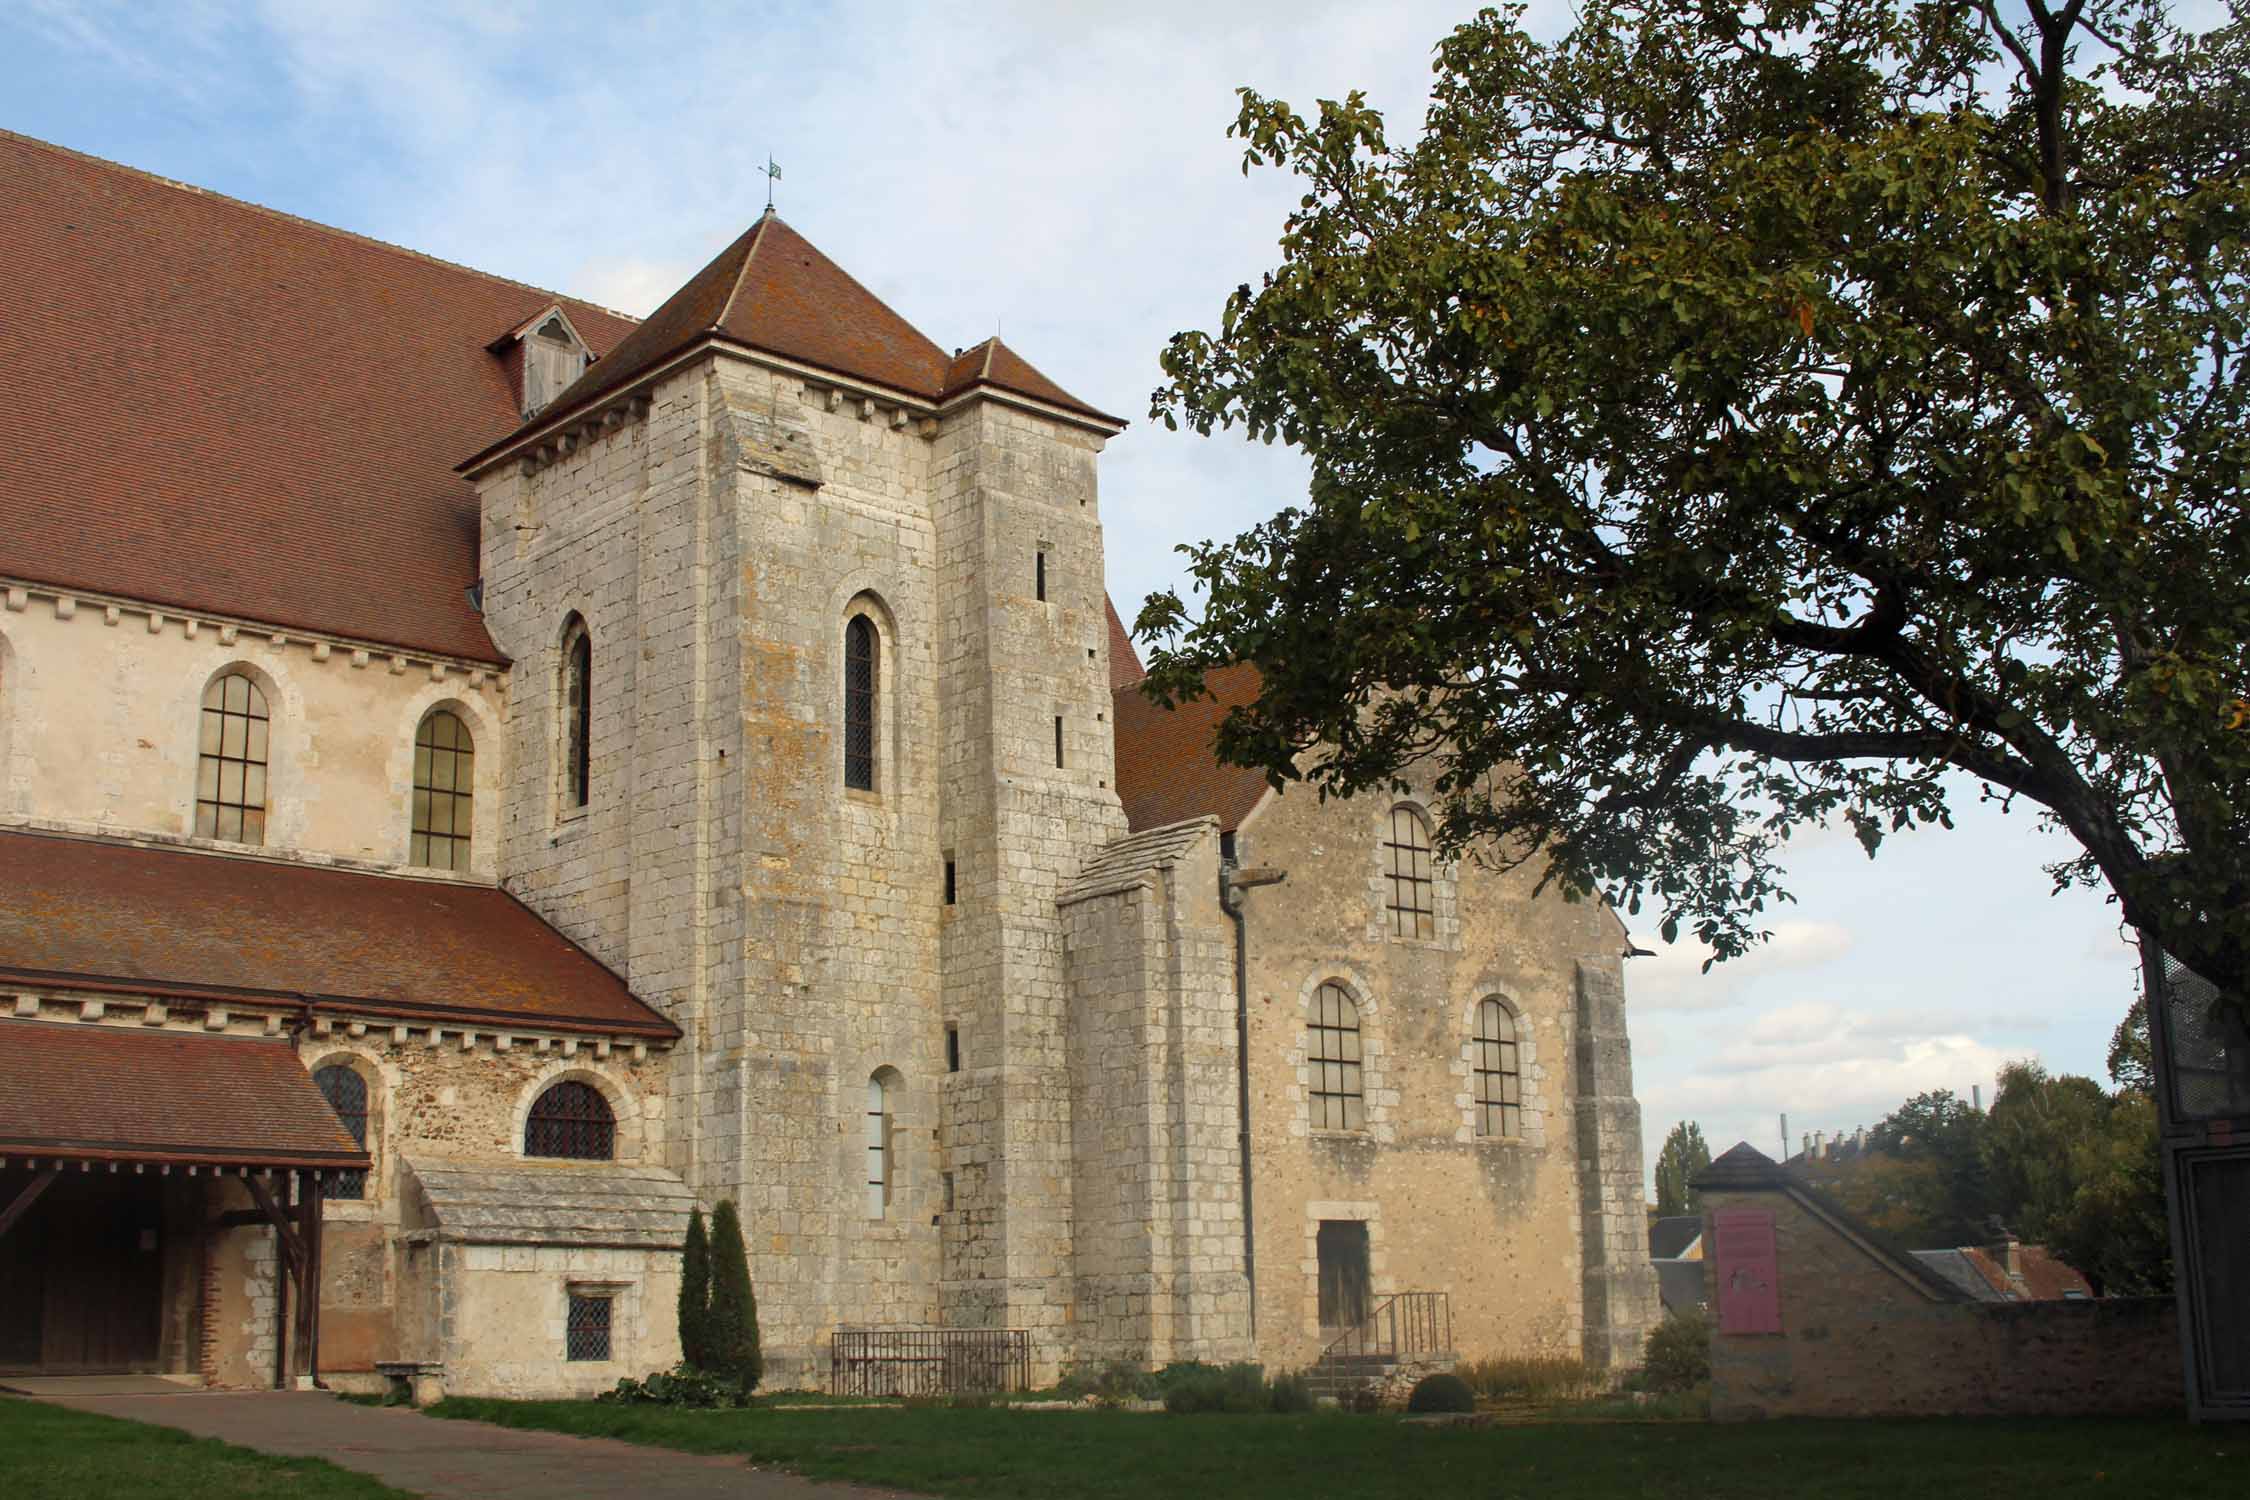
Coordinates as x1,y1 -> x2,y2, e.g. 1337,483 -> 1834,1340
1384,806 -> 1435,939
196,673 -> 269,845
411,711 -> 474,871
1474,1000 -> 1522,1139
844,616 -> 876,791
1308,982 -> 1365,1131
566,1292 -> 612,1361
315,1063 -> 369,1200
525,1080 -> 615,1160
562,618 -> 592,811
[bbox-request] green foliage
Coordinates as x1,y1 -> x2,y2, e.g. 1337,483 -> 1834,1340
678,1206 -> 711,1371
1268,1370 -> 1318,1413
1053,1359 -> 1160,1404
1985,1061 -> 2173,1294
2108,997 -> 2155,1093
1161,1362 -> 1279,1414
1640,1309 -> 1712,1394
1142,0 -> 2250,1012
1454,1354 -> 1605,1402
597,1363 -> 752,1409
707,1199 -> 763,1392
1860,1089 -> 1993,1245
1404,1372 -> 1477,1414
1653,1121 -> 1711,1217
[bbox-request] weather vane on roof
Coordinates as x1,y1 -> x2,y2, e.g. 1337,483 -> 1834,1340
764,154 -> 781,214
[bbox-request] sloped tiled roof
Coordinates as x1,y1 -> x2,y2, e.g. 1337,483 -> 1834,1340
1106,596 -> 1145,689
1063,816 -> 1219,905
0,129 -> 637,663
406,1159 -> 696,1249
1649,1215 -> 1704,1260
1111,662 -> 1273,834
0,1018 -> 370,1169
0,829 -> 676,1039
517,215 -> 1117,440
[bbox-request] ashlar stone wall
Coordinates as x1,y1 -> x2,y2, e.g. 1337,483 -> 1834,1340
1229,771 -> 1661,1373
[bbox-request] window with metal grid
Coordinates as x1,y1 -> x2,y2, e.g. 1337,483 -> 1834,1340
315,1064 -> 369,1199
1384,805 -> 1436,939
561,618 -> 593,811
195,673 -> 269,845
525,1080 -> 615,1160
1474,999 -> 1522,1139
865,1073 -> 892,1220
844,615 -> 876,791
1307,982 -> 1365,1131
411,710 -> 475,871
565,1292 -> 612,1361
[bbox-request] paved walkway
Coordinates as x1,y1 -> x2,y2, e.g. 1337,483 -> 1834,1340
45,1390 -> 911,1500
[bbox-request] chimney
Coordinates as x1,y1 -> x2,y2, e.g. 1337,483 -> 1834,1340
1801,1132 -> 1812,1158
1973,1083 -> 1983,1111
1814,1130 -> 1826,1158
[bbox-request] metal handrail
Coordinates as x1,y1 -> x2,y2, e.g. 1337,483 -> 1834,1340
1314,1290 -> 1453,1374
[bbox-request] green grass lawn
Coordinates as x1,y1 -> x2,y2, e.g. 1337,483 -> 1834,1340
429,1396 -> 2241,1500
0,1396 -> 415,1500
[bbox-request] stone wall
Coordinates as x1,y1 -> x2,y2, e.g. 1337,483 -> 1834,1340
0,580 -> 507,875
1700,1176 -> 2183,1419
1231,769 -> 1659,1373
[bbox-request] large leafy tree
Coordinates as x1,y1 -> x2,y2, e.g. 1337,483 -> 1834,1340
1144,0 -> 2250,995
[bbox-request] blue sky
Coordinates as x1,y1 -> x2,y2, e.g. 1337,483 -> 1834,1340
5,1 -> 2181,1184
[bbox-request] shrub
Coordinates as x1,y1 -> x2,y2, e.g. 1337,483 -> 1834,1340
1162,1362 -> 1272,1414
599,1363 -> 750,1408
1267,1370 -> 1316,1413
1455,1354 -> 1606,1403
707,1200 -> 763,1393
1406,1372 -> 1477,1413
1641,1308 -> 1711,1394
1055,1359 -> 1158,1404
678,1206 -> 712,1370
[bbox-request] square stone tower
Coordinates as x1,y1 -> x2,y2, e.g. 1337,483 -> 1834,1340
463,215 -> 1130,1382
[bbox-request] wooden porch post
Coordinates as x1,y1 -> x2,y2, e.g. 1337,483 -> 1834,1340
296,1168 -> 323,1386
0,1169 -> 58,1242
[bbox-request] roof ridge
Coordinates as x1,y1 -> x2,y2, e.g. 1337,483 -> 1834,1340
980,338 -> 998,381
0,127 -> 643,326
711,215 -> 771,335
0,822 -> 500,887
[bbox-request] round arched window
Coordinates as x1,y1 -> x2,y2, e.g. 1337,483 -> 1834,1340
525,1080 -> 616,1160
315,1063 -> 369,1199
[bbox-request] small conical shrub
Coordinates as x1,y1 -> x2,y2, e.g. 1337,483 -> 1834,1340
708,1199 -> 763,1392
678,1205 -> 712,1370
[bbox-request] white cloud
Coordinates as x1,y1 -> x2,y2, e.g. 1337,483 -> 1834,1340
1628,919 -> 1855,1013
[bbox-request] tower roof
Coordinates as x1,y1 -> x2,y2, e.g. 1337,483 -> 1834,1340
519,214 -> 1121,437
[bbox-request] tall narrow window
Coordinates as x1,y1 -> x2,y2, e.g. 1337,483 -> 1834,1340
1308,982 -> 1365,1131
1035,548 -> 1047,601
1054,716 -> 1065,769
525,1080 -> 615,1160
315,1064 -> 369,1200
196,673 -> 269,845
411,711 -> 475,871
1474,999 -> 1523,1139
1384,806 -> 1436,939
865,1073 -> 892,1219
561,617 -> 592,811
844,616 -> 877,791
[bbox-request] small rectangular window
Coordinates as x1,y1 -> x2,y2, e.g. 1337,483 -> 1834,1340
946,1025 -> 961,1073
1054,716 -> 1064,769
1035,549 -> 1048,602
942,1172 -> 956,1212
566,1292 -> 612,1361
944,856 -> 957,906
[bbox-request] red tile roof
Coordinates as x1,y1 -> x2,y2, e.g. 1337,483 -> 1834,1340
505,215 -> 1119,446
1961,1244 -> 2096,1301
0,830 -> 675,1038
1110,662 -> 1274,834
0,1018 -> 370,1169
0,129 -> 638,663
1106,596 -> 1145,689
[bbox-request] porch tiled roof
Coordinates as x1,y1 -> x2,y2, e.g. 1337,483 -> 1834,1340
0,829 -> 676,1039
0,1018 -> 369,1170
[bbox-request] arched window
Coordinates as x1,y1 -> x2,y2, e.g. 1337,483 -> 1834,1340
525,1080 -> 615,1160
1384,806 -> 1435,939
1474,1000 -> 1523,1139
411,710 -> 475,871
315,1064 -> 369,1200
865,1072 -> 893,1219
844,615 -> 877,792
196,673 -> 270,845
1308,982 -> 1365,1131
561,617 -> 592,811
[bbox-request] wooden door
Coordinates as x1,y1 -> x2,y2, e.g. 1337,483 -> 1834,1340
3,1173 -> 164,1372
1317,1219 -> 1371,1333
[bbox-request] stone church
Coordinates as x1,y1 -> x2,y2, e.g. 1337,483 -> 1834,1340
0,128 -> 1657,1396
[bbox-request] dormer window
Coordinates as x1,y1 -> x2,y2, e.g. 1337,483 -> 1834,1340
498,306 -> 593,419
